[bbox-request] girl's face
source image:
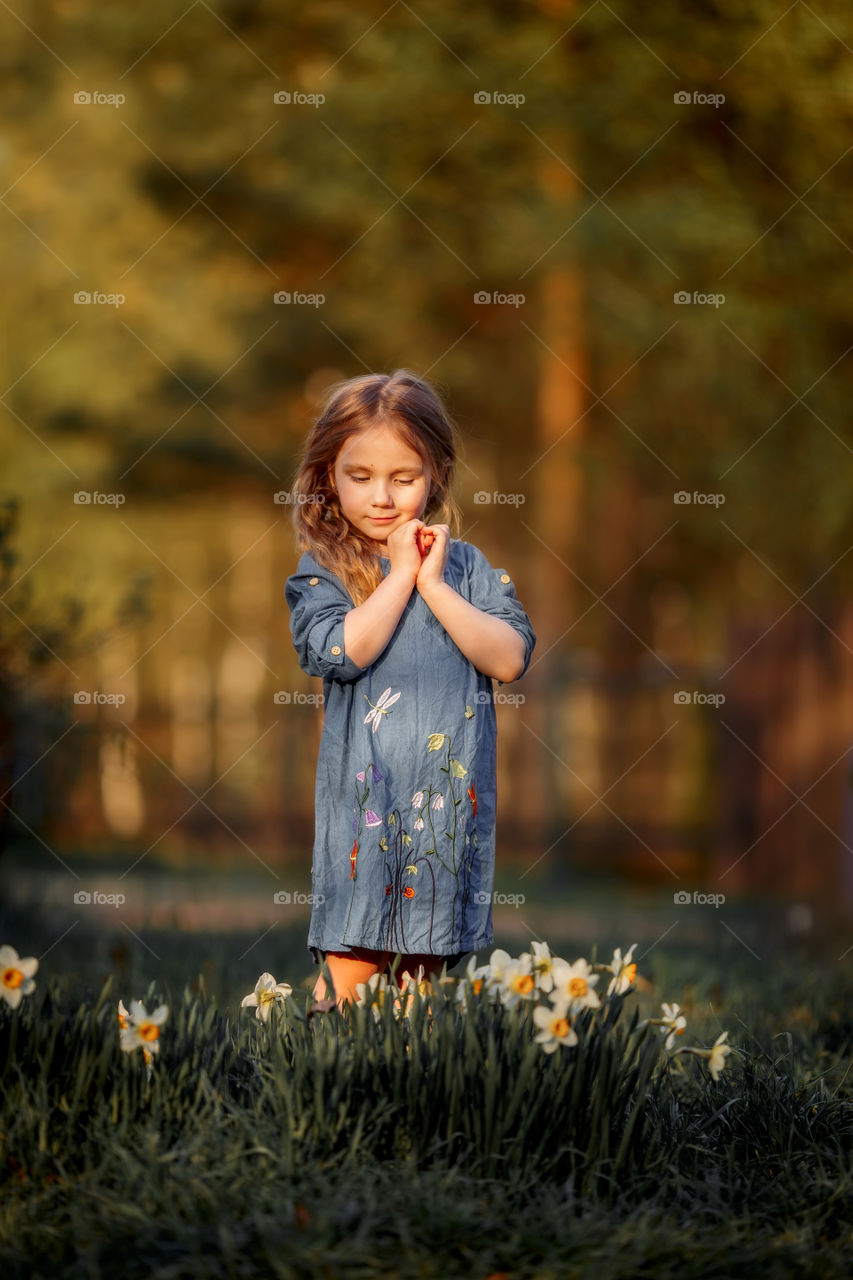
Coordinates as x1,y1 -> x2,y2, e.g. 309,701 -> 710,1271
331,422 -> 431,545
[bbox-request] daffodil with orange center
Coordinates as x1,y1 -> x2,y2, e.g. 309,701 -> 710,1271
0,945 -> 38,1010
549,957 -> 601,1014
533,1001 -> 578,1053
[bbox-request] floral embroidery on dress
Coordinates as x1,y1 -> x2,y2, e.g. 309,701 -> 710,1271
341,699 -> 481,953
347,762 -> 384,885
375,715 -> 480,954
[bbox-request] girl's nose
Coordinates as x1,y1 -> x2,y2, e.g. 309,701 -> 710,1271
371,480 -> 393,506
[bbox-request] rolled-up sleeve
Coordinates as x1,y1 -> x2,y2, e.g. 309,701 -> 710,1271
458,542 -> 536,683
284,554 -> 364,683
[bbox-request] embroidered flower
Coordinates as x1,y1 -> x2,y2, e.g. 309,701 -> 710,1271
403,886 -> 415,898
467,784 -> 477,816
411,790 -> 424,807
350,841 -> 358,879
427,733 -> 446,751
431,794 -> 444,810
414,817 -> 424,830
365,809 -> 382,828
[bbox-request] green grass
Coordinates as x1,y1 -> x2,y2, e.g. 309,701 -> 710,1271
1,890 -> 852,1279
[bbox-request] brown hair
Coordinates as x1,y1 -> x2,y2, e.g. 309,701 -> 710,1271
290,370 -> 461,604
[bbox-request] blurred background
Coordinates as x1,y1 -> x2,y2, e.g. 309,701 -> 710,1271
2,0 -> 853,997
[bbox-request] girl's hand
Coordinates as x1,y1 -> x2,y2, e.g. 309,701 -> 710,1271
385,519 -> 424,582
415,524 -> 450,590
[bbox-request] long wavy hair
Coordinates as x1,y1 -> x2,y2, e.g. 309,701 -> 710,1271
290,370 -> 462,605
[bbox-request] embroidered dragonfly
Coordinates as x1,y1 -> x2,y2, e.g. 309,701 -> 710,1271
363,686 -> 401,734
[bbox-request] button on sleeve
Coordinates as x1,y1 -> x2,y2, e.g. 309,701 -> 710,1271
284,557 -> 364,682
459,542 -> 536,682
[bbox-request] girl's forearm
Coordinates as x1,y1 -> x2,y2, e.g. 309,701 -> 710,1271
343,568 -> 417,669
416,580 -> 526,683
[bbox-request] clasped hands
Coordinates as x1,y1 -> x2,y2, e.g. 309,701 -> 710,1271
384,519 -> 450,592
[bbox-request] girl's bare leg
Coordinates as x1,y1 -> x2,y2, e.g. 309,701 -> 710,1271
311,949 -> 449,1012
317,947 -> 391,1009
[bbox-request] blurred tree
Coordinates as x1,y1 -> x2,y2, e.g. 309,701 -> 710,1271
0,0 -> 851,883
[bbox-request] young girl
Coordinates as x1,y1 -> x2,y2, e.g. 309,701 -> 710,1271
284,369 -> 535,1008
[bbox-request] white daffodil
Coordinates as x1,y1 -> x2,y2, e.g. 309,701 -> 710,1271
605,944 -> 638,996
497,957 -> 537,1010
707,1030 -> 732,1081
456,955 -> 490,1010
241,972 -> 293,1023
660,1001 -> 687,1050
354,971 -> 394,1021
119,999 -> 169,1056
526,940 -> 557,993
0,945 -> 38,1009
672,1028 -> 733,1081
484,948 -> 514,991
550,957 -> 601,1014
533,1001 -> 578,1053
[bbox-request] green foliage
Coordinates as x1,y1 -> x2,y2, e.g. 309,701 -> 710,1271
1,958 -> 851,1278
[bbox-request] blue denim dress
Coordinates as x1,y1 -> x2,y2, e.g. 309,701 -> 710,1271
284,539 -> 536,969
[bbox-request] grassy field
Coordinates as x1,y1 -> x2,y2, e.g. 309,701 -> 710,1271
1,861 -> 852,1279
